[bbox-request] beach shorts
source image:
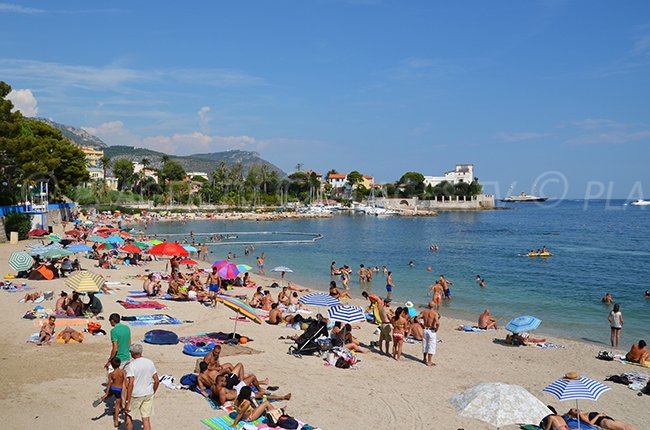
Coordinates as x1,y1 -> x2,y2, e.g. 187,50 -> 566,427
108,387 -> 122,398
130,394 -> 154,418
423,329 -> 437,355
379,323 -> 392,342
444,288 -> 451,298
433,294 -> 442,303
386,285 -> 392,292
208,284 -> 220,293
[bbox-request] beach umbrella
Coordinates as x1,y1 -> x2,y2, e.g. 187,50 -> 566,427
98,242 -> 119,250
148,239 -> 163,245
271,266 -> 294,273
65,229 -> 81,237
543,373 -> 610,428
84,220 -> 94,226
65,270 -> 105,292
47,233 -> 62,242
451,382 -> 552,429
298,293 -> 340,307
120,244 -> 143,253
148,242 -> 189,257
236,264 -> 252,272
183,245 -> 198,253
106,236 -> 124,243
327,305 -> 365,324
8,251 -> 34,272
27,229 -> 49,237
505,316 -> 541,334
216,294 -> 263,340
43,248 -> 73,259
65,244 -> 93,253
133,241 -> 150,249
73,219 -> 82,225
96,233 -> 109,238
217,262 -> 240,280
87,235 -> 108,243
180,258 -> 198,265
212,259 -> 229,267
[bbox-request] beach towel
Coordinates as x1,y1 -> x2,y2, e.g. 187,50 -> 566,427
536,342 -> 564,349
563,417 -> 600,429
3,285 -> 34,293
122,314 -> 182,326
201,412 -> 267,430
614,355 -> 650,368
118,299 -> 167,310
457,325 -> 495,332
56,331 -> 84,343
34,318 -> 89,327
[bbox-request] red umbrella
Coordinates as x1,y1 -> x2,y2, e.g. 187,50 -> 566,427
96,233 -> 109,238
217,262 -> 240,280
65,230 -> 81,236
119,230 -> 131,237
180,259 -> 198,265
28,229 -> 49,237
148,242 -> 189,257
120,244 -> 142,253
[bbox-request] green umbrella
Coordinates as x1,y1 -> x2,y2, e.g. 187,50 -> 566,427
148,239 -> 163,245
87,235 -> 108,243
133,241 -> 150,248
43,248 -> 74,259
8,251 -> 35,272
47,233 -> 62,242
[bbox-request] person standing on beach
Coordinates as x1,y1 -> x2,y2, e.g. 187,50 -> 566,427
377,298 -> 394,356
608,303 -> 624,349
358,265 -> 366,284
418,301 -> 440,367
386,271 -> 395,299
106,313 -> 131,369
427,281 -> 444,311
257,256 -> 265,275
124,343 -> 159,430
202,244 -> 209,262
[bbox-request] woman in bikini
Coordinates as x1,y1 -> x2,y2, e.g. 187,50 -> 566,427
37,315 -> 56,346
391,307 -> 408,360
567,409 -> 637,430
232,386 -> 275,427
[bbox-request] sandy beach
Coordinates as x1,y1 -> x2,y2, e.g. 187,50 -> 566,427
0,227 -> 647,430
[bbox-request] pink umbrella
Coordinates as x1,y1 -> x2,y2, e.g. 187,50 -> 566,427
217,263 -> 240,280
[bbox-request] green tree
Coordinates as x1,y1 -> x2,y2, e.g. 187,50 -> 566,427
160,160 -> 186,182
346,170 -> 364,188
112,158 -> 135,191
100,156 -> 111,179
398,171 -> 425,198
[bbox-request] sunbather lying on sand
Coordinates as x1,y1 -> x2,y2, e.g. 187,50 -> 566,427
567,408 -> 637,430
196,362 -> 268,397
58,327 -> 84,343
209,373 -> 290,406
23,291 -> 43,303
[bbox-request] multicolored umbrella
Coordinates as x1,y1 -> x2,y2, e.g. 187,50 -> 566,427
8,251 -> 34,272
65,271 -> 105,292
148,242 -> 189,257
212,260 -> 229,268
98,242 -> 118,250
505,316 -> 541,334
47,233 -> 62,242
327,305 -> 365,324
216,294 -> 263,338
27,229 -> 49,237
217,262 -> 240,280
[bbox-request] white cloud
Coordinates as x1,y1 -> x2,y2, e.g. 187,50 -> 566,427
571,119 -> 627,130
495,131 -> 550,142
83,121 -> 141,147
566,131 -> 650,145
197,106 -> 211,132
7,88 -> 38,116
0,3 -> 44,14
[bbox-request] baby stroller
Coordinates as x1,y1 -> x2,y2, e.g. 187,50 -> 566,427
288,318 -> 330,358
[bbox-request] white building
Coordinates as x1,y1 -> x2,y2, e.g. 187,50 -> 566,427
187,171 -> 209,181
424,164 -> 474,188
132,162 -> 159,184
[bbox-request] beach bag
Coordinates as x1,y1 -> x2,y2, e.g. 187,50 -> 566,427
596,350 -> 614,361
180,373 -> 198,390
335,357 -> 351,369
277,415 -> 299,429
144,329 -> 179,345
265,408 -> 285,427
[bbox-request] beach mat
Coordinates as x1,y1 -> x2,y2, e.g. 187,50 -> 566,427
118,299 -> 167,310
201,412 -> 266,429
34,318 -> 89,327
122,314 -> 182,326
614,355 -> 650,368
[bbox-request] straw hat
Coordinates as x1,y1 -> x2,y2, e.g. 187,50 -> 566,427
563,372 -> 579,380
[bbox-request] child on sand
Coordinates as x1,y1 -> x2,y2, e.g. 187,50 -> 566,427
97,357 -> 126,427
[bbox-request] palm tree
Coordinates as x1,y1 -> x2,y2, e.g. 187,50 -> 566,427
100,156 -> 111,179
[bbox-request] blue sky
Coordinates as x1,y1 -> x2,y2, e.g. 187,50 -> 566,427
1,1 -> 649,198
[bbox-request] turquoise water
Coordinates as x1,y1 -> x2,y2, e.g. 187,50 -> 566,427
144,200 -> 650,346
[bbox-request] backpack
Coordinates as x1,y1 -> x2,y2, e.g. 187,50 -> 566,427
596,351 -> 614,361
277,415 -> 299,429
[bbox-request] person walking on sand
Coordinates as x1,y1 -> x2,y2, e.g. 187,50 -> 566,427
418,301 -> 440,367
124,343 -> 159,430
608,303 -> 624,350
391,307 -> 408,361
386,271 -> 395,299
106,313 -> 131,369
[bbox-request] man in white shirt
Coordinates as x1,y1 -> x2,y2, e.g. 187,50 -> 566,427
124,343 -> 159,430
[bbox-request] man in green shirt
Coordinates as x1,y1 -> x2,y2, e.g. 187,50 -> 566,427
106,313 -> 131,368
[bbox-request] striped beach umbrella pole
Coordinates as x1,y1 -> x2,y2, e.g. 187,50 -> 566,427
543,374 -> 610,428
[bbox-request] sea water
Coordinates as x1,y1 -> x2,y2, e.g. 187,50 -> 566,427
144,200 -> 649,345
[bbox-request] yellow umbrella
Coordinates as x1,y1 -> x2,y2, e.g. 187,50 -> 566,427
64,270 -> 105,292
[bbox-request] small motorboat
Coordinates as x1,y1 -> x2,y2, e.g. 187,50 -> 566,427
630,199 -> 650,206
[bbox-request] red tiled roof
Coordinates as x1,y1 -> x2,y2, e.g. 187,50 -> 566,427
328,174 -> 347,179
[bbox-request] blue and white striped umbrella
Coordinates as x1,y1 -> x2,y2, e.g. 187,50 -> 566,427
505,316 -> 541,334
328,305 -> 365,323
543,376 -> 609,402
298,293 -> 340,307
